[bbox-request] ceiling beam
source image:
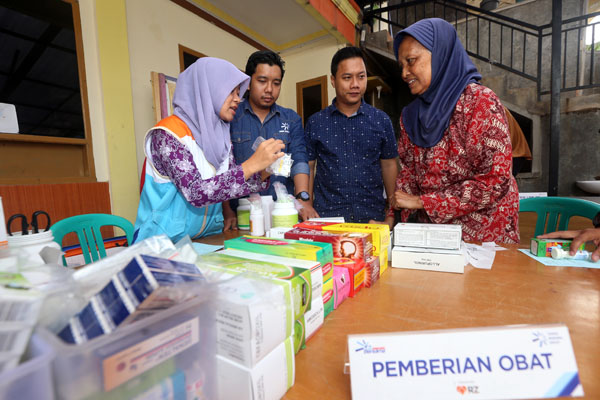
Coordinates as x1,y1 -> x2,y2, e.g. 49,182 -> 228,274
169,0 -> 270,51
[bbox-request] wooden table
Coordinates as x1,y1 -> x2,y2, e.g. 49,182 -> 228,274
199,233 -> 600,399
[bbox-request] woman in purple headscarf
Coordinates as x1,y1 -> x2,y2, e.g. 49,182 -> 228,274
133,57 -> 284,242
390,18 -> 520,243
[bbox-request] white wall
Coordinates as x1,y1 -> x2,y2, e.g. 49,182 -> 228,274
279,36 -> 344,110
125,0 -> 258,174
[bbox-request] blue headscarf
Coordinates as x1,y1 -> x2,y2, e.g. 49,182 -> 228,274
393,18 -> 481,148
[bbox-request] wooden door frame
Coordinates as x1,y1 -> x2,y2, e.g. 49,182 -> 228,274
296,75 -> 328,125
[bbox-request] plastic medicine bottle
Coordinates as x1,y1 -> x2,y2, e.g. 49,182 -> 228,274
250,204 -> 265,236
271,201 -> 298,228
551,247 -> 591,261
237,198 -> 251,230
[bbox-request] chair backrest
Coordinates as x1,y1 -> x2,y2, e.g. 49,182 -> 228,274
51,213 -> 134,266
519,197 -> 600,236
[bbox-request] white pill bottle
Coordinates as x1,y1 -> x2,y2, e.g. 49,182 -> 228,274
271,200 -> 298,228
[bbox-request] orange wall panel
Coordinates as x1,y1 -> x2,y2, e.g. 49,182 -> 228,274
1,182 -> 114,245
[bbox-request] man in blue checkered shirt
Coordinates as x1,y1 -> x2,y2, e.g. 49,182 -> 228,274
306,47 -> 398,228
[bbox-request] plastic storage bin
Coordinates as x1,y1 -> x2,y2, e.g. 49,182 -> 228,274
0,333 -> 55,400
39,290 -> 216,400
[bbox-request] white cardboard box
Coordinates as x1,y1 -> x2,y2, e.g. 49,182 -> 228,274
217,335 -> 295,400
393,223 -> 462,250
266,227 -> 293,238
295,296 -> 325,352
391,245 -> 466,274
216,275 -> 293,368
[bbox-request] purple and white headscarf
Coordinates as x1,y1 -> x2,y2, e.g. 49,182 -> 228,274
172,57 -> 250,168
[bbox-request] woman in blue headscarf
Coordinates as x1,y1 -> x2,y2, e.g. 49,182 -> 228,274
391,18 -> 520,243
134,57 -> 285,243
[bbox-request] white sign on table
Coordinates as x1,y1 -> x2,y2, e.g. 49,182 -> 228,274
347,324 -> 582,399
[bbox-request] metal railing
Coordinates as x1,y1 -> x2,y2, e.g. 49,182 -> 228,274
362,0 -> 600,98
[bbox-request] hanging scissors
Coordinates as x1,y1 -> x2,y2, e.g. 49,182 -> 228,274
6,211 -> 51,236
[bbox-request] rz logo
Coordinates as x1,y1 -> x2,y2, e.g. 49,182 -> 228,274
456,385 -> 479,395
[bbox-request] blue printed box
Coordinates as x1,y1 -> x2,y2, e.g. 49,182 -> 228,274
59,254 -> 206,344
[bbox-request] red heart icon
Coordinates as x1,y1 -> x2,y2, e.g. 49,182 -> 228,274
456,386 -> 467,395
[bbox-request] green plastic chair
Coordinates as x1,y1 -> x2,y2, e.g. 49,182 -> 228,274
520,197 -> 600,237
51,213 -> 134,266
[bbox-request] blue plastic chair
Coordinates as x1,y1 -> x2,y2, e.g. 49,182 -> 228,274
51,213 -> 134,266
519,197 -> 600,237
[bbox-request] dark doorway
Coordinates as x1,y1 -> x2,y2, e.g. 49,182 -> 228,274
296,76 -> 328,125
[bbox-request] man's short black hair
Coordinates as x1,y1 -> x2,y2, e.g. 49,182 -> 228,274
245,50 -> 285,79
331,46 -> 365,77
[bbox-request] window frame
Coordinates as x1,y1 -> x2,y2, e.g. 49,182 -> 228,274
0,0 -> 95,184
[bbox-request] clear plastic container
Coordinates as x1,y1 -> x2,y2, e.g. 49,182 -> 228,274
0,333 -> 55,400
38,289 -> 216,400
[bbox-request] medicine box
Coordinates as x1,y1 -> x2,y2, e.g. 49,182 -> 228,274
58,254 -> 207,344
363,256 -> 380,288
530,238 -> 585,257
267,227 -> 293,238
393,222 -> 462,250
295,222 -> 390,275
332,266 -> 350,309
322,277 -> 334,318
294,296 -> 324,352
224,236 -> 333,283
220,248 -> 322,302
333,257 -> 365,297
284,228 -> 373,260
39,292 -> 217,400
196,251 -> 311,320
391,245 -> 466,274
82,359 -> 184,400
215,275 -> 293,367
217,335 -> 295,400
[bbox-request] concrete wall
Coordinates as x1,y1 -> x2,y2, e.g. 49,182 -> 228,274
471,0 -> 600,195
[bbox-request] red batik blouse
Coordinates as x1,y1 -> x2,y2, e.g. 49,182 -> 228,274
395,83 -> 520,244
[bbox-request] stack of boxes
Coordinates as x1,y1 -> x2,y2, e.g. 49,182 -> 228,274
391,223 -> 465,273
212,275 -> 295,400
283,228 -> 378,305
222,236 -> 332,342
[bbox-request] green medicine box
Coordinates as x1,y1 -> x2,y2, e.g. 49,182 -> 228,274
224,236 -> 334,285
196,252 -> 311,320
530,238 -> 585,257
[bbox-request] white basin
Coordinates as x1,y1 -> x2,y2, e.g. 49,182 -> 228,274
576,180 -> 600,194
